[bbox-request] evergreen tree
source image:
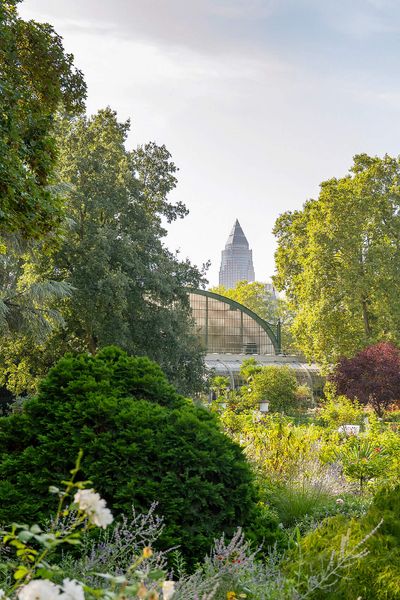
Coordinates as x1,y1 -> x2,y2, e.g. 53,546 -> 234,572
0,347 -> 278,564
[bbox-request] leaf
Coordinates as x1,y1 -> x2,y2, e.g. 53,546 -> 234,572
63,538 -> 82,545
147,569 -> 166,581
17,531 -> 34,543
36,567 -> 58,579
93,573 -> 127,584
13,566 -> 29,580
125,583 -> 140,595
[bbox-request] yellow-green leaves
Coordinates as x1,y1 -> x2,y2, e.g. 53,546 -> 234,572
273,154 -> 400,365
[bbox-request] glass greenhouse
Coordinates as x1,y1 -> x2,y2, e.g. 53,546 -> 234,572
188,289 -> 281,355
188,289 -> 324,396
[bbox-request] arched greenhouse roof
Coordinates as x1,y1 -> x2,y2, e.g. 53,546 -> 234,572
188,289 -> 281,355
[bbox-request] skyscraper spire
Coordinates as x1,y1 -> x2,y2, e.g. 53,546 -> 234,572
219,220 -> 255,288
226,219 -> 249,248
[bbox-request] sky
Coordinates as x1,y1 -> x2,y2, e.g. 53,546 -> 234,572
19,0 -> 400,286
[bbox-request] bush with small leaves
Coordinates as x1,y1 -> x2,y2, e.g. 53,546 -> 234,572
0,347 -> 277,564
318,394 -> 365,430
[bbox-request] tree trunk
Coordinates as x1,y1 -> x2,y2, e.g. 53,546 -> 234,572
362,298 -> 372,338
87,334 -> 97,355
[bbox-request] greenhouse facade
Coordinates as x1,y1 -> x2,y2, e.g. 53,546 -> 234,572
188,289 -> 281,355
188,289 -> 323,396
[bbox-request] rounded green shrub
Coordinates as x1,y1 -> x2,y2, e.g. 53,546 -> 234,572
0,347 -> 278,563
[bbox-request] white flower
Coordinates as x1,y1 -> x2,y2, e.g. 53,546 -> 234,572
18,579 -> 62,600
336,498 -> 344,505
60,579 -> 85,600
74,489 -> 113,528
162,581 -> 175,600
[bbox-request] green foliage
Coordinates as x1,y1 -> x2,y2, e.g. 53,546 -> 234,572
358,427 -> 400,488
334,438 -> 389,492
131,141 -> 188,224
0,453 -> 169,599
263,481 -> 334,528
0,108 -> 206,395
221,412 -> 330,487
318,417 -> 400,493
318,394 -> 365,429
212,361 -> 309,416
0,2 -> 85,382
249,365 -> 299,414
0,238 -> 72,339
276,298 -> 298,355
273,153 -> 400,365
287,485 -> 400,599
0,347 -> 274,564
384,410 -> 400,423
0,0 -> 86,239
210,376 -> 231,400
174,524 -> 374,600
239,357 -> 262,383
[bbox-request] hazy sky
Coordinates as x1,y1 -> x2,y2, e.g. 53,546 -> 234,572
19,0 -> 400,285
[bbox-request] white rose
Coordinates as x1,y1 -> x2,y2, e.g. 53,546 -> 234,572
18,579 -> 62,600
74,489 -> 113,529
162,581 -> 175,600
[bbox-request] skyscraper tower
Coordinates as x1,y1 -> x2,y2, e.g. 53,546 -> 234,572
219,219 -> 255,288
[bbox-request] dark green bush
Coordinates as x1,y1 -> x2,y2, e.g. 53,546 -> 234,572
284,484 -> 400,599
0,347 -> 279,563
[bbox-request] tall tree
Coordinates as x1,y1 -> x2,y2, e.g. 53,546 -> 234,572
274,154 -> 400,365
26,109 -> 204,394
0,232 -> 74,396
330,342 -> 400,416
0,1 -> 85,392
0,0 -> 86,240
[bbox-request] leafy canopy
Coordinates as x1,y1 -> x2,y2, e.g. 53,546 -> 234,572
274,154 -> 400,364
329,341 -> 400,416
0,0 -> 86,239
0,108 -> 206,396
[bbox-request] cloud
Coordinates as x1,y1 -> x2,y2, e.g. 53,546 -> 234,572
301,0 -> 400,38
20,0 -> 279,55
